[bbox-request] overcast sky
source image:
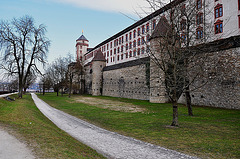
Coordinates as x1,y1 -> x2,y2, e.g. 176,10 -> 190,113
0,0 -> 155,64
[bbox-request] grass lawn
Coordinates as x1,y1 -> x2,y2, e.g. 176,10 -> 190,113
38,93 -> 240,159
0,93 -> 105,159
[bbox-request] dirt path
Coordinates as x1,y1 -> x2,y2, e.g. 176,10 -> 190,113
72,96 -> 146,113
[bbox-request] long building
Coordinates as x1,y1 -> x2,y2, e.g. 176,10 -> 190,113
74,0 -> 240,109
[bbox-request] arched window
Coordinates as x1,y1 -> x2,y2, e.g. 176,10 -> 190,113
196,13 -> 203,25
215,4 -> 223,18
215,20 -> 223,34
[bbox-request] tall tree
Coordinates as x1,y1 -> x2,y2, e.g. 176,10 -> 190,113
144,0 -> 212,126
0,15 -> 50,98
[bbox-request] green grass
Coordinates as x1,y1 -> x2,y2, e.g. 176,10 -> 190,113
0,94 -> 105,159
38,93 -> 240,159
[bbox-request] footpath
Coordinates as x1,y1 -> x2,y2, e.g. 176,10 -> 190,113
0,129 -> 35,159
0,92 -> 35,159
31,93 -> 198,159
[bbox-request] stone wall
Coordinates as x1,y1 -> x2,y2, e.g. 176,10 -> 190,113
179,46 -> 240,109
102,58 -> 150,100
84,64 -> 92,94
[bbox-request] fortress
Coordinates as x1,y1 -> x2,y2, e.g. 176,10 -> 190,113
72,0 -> 240,109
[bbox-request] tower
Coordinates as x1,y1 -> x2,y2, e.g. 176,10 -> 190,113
76,32 -> 89,62
91,50 -> 106,96
149,16 -> 169,103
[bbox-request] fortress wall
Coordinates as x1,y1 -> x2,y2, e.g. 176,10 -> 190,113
178,47 -> 240,109
84,64 -> 92,94
102,58 -> 150,100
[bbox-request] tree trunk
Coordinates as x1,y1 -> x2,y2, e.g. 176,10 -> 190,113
18,80 -> 23,98
23,87 -> 27,94
171,103 -> 179,126
185,86 -> 193,116
43,84 -> 45,96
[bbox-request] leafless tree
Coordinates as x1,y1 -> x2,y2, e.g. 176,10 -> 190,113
45,54 -> 73,96
23,71 -> 37,94
0,15 -> 50,98
143,0 -> 213,126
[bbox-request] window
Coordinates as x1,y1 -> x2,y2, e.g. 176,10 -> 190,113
114,48 -> 116,54
129,42 -> 132,49
117,55 -> 119,61
181,4 -> 186,15
110,50 -> 112,56
122,36 -> 124,43
196,0 -> 202,9
180,19 -> 186,30
133,40 -> 136,47
110,42 -> 112,48
142,25 -> 145,34
138,38 -> 141,46
196,13 -> 203,25
138,28 -> 140,36
153,19 -> 156,30
121,45 -> 123,52
239,0 -> 240,10
107,51 -> 109,57
129,32 -> 132,40
129,51 -> 132,57
126,44 -> 128,50
117,47 -> 120,53
141,37 -> 145,45
141,47 -> 145,54
133,50 -> 136,56
133,30 -> 136,38
146,23 -> 149,32
121,54 -> 124,60
215,4 -> 223,18
181,33 -> 186,41
137,48 -> 140,55
196,27 -> 203,39
107,44 -> 109,50
126,34 -> 128,42
125,52 -> 128,58
239,15 -> 240,28
147,34 -> 150,42
215,20 -> 223,34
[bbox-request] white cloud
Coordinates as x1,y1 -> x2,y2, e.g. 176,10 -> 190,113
50,0 -> 152,16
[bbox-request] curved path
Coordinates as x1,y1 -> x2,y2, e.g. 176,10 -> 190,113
0,129 -> 35,159
0,92 -> 18,98
31,93 -> 198,159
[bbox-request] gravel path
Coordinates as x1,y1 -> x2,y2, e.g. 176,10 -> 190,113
31,93 -> 198,159
0,92 -> 18,98
0,129 -> 35,159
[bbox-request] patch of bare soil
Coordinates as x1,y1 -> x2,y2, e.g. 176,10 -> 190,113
72,96 -> 146,113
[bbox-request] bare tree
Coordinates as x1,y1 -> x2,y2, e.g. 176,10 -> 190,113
45,54 -> 73,96
67,59 -> 85,98
144,0 -> 213,126
23,71 -> 37,94
0,15 -> 50,98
